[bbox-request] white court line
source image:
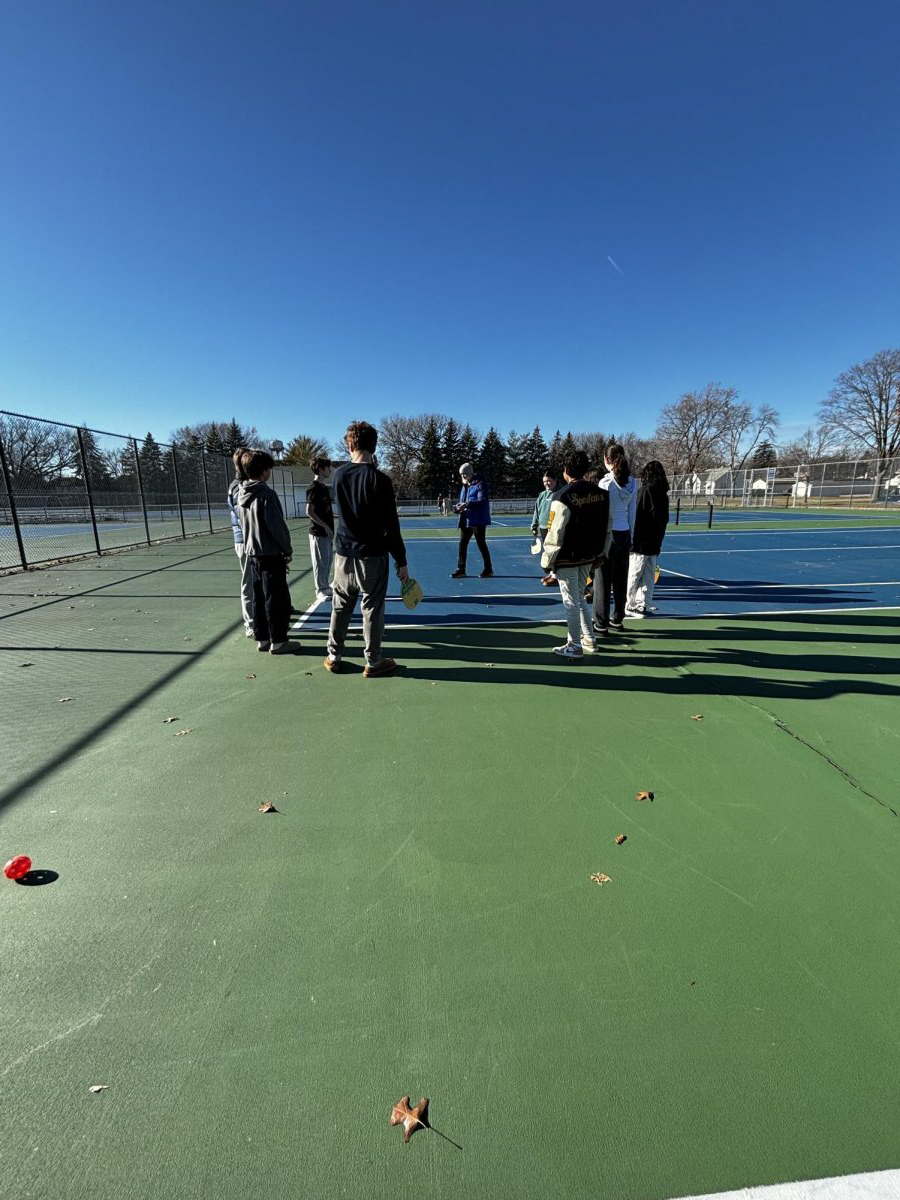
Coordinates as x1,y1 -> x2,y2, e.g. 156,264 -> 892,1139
669,1167 -> 900,1200
661,567 -> 728,589
674,604 -> 900,618
289,595 -> 326,632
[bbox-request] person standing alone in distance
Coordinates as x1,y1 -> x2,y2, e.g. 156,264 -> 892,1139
451,462 -> 493,578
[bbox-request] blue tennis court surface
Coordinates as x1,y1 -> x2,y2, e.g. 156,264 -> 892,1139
296,522 -> 900,631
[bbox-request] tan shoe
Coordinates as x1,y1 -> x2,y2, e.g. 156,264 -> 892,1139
541,575 -> 558,586
323,656 -> 341,673
363,657 -> 397,678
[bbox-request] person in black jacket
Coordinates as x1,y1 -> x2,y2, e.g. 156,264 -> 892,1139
325,420 -> 409,677
625,460 -> 669,619
540,449 -> 611,660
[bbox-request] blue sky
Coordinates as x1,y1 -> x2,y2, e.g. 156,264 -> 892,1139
1,0 -> 898,449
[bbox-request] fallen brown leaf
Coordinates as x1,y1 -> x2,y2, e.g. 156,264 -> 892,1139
59,697 -> 74,703
20,662 -> 34,668
614,834 -> 627,845
635,790 -> 654,802
390,1095 -> 429,1142
88,1085 -> 109,1093
173,728 -> 193,737
162,716 -> 179,724
245,673 -> 257,680
691,714 -> 704,721
258,801 -> 277,813
590,872 -> 611,886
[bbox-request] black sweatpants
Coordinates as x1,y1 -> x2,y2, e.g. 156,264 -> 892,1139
593,530 -> 631,629
250,555 -> 292,644
457,525 -> 493,573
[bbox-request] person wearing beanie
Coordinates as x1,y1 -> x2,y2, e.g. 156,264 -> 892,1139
451,462 -> 493,578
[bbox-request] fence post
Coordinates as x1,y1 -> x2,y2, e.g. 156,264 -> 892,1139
0,430 -> 28,569
200,451 -> 214,533
76,427 -> 102,557
707,502 -> 713,529
675,497 -> 681,525
132,437 -> 152,546
171,446 -> 187,539
849,458 -> 860,508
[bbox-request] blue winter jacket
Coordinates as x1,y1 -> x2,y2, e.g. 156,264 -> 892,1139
458,477 -> 491,528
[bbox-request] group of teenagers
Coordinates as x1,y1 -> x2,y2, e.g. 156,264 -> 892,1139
226,421 -> 670,672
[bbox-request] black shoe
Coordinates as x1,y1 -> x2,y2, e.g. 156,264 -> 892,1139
480,569 -> 494,578
451,569 -> 466,578
592,624 -> 609,638
609,618 -> 624,631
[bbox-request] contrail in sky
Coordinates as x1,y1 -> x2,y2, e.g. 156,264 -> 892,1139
607,255 -> 626,278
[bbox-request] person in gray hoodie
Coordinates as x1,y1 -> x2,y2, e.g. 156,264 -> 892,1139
237,448 -> 295,654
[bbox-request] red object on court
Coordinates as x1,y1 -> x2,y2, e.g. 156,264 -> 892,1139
4,855 -> 32,880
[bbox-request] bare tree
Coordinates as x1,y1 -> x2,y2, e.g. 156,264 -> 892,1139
778,426 -> 839,465
654,383 -> 738,475
818,349 -> 900,497
0,413 -> 74,484
377,413 -> 451,493
721,403 -> 779,472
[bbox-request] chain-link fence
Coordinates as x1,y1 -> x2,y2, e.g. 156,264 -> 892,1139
0,410 -> 303,571
671,457 -> 900,509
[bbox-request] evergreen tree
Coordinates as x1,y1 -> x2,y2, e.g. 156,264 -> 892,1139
73,427 -> 111,491
548,429 -> 563,470
478,427 -> 507,490
138,433 -> 166,495
559,432 -> 578,466
505,430 -> 532,495
205,425 -> 226,455
118,440 -> 140,490
752,440 -> 778,468
525,425 -> 550,490
458,423 -> 479,467
441,418 -> 461,493
416,417 -> 444,495
224,419 -> 245,454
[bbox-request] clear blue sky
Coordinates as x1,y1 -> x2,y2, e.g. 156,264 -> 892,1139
1,0 -> 898,449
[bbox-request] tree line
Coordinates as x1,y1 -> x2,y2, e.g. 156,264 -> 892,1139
2,349 -> 898,495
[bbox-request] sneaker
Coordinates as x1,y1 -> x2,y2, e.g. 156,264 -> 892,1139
580,637 -> 597,653
624,607 -> 645,620
480,569 -> 494,578
323,655 -> 341,673
363,657 -> 397,678
552,642 -> 584,661
256,641 -> 271,652
315,591 -> 332,603
609,618 -> 624,631
244,628 -> 255,638
269,641 -> 295,654
647,605 -> 658,613
541,575 -> 558,586
451,569 -> 466,578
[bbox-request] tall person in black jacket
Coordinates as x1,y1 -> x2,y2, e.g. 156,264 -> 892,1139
325,421 -> 409,678
625,460 -> 669,619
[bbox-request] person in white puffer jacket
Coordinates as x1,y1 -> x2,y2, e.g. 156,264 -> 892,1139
592,443 -> 637,635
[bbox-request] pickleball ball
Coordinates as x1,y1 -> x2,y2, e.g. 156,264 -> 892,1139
4,856 -> 32,880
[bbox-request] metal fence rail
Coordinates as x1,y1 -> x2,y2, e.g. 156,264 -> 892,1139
671,457 -> 900,508
0,410 -> 302,571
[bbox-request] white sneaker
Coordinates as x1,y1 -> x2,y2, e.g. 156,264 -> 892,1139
580,637 -> 597,653
316,592 -> 331,603
245,628 -> 255,638
269,641 -> 294,655
625,608 -> 645,619
552,642 -> 584,661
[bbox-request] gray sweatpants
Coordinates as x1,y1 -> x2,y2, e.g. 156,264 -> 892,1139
309,533 -> 334,594
327,554 -> 390,666
235,544 -> 254,633
556,562 -> 593,645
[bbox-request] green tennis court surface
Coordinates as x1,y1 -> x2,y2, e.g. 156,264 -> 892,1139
2,522 -> 898,1199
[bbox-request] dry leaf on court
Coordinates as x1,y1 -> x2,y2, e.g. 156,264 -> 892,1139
635,790 -> 654,802
59,697 -> 74,703
390,1095 -> 429,1142
258,801 -> 277,813
691,714 -> 704,721
614,834 -> 627,845
20,662 -> 34,668
162,716 -> 179,724
245,673 -> 257,680
173,728 -> 193,737
590,872 -> 611,886
304,671 -> 312,676
88,1085 -> 109,1093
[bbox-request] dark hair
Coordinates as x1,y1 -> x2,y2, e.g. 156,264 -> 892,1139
345,421 -> 378,454
232,446 -> 249,480
583,466 -> 600,482
564,449 -> 590,480
542,467 -> 558,482
309,455 -> 332,474
641,459 -> 669,491
240,448 -> 275,478
605,442 -> 630,487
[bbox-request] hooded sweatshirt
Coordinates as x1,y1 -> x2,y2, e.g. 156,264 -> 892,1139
227,478 -> 244,546
600,472 -> 637,534
631,482 -> 669,556
237,479 -> 293,558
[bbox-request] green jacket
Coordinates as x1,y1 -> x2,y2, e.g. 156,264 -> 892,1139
532,488 -> 554,533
